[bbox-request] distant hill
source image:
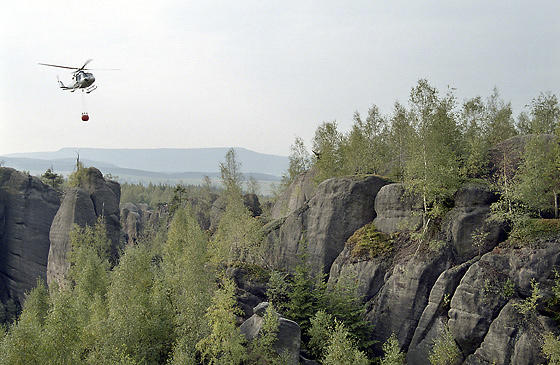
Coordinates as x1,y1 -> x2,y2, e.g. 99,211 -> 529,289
1,147 -> 289,187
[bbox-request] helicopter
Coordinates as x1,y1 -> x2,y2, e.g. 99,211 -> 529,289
38,59 -> 115,93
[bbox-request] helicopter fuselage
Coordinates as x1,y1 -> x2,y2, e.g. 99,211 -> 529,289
59,71 -> 96,93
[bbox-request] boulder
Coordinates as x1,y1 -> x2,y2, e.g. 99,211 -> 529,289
442,183 -> 505,261
0,168 -> 61,303
373,183 -> 423,233
239,302 -> 301,364
263,175 -> 389,274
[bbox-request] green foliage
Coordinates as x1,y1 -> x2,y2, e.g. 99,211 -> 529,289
347,222 -> 392,258
41,168 -> 64,189
106,242 -> 175,364
510,218 -> 560,241
285,252 -> 325,337
512,279 -> 542,316
164,207 -> 214,363
380,333 -> 405,365
404,80 -> 463,221
220,148 -> 244,197
322,320 -> 370,365
322,273 -> 375,355
428,324 -> 461,365
308,310 -> 334,359
120,182 -> 176,206
312,121 -> 345,183
210,192 -> 263,265
266,271 -> 290,314
278,136 -> 311,192
196,276 -> 248,364
527,91 -> 560,135
542,331 -> 560,364
514,135 -> 560,218
67,159 -> 87,187
247,304 -> 282,364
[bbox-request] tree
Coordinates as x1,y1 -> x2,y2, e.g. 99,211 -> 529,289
514,135 -> 560,218
220,148 -> 243,197
308,310 -> 334,360
459,96 -> 490,177
484,87 -> 517,146
428,325 -> 461,365
164,207 -> 214,363
196,276 -> 248,364
106,242 -> 175,364
312,121 -> 344,183
41,168 -> 63,189
247,304 -> 282,364
404,80 -> 462,222
387,101 -> 413,180
528,91 -> 560,134
279,136 -> 311,190
322,320 -> 370,365
380,333 -> 405,365
342,105 -> 389,175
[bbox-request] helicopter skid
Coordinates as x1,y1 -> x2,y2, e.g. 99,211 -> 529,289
86,85 -> 97,94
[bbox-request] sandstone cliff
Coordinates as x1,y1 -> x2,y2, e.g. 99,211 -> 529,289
0,168 -> 60,303
47,167 -> 122,288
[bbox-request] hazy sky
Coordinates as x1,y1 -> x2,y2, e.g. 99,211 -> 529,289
1,1 -> 558,157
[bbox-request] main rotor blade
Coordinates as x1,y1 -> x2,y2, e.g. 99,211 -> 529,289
77,59 -> 93,71
38,62 -> 78,70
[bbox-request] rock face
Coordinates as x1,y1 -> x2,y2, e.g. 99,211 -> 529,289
373,183 -> 423,233
263,175 -> 389,274
121,203 -> 156,244
47,168 -> 122,288
0,168 -> 61,303
442,183 -> 505,261
270,168 -> 317,220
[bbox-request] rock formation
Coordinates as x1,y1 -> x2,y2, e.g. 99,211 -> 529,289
47,167 -> 122,288
262,175 -> 389,274
239,302 -> 301,364
0,168 -> 60,303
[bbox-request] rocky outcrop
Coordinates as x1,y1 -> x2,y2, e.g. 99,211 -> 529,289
121,203 -> 156,244
373,183 -> 423,233
0,168 -> 60,303
270,168 -> 317,220
240,302 -> 301,364
47,168 -> 122,288
263,175 -> 389,274
442,183 -> 505,261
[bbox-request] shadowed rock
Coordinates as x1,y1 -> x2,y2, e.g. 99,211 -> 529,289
0,168 -> 60,303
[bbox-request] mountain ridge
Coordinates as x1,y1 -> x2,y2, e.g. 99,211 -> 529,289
2,147 -> 289,177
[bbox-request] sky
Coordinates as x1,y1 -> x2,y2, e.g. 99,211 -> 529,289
1,1 -> 559,157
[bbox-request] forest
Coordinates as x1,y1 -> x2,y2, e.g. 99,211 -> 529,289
1,79 -> 559,364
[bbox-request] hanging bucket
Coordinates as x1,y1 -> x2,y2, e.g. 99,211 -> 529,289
81,113 -> 89,122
